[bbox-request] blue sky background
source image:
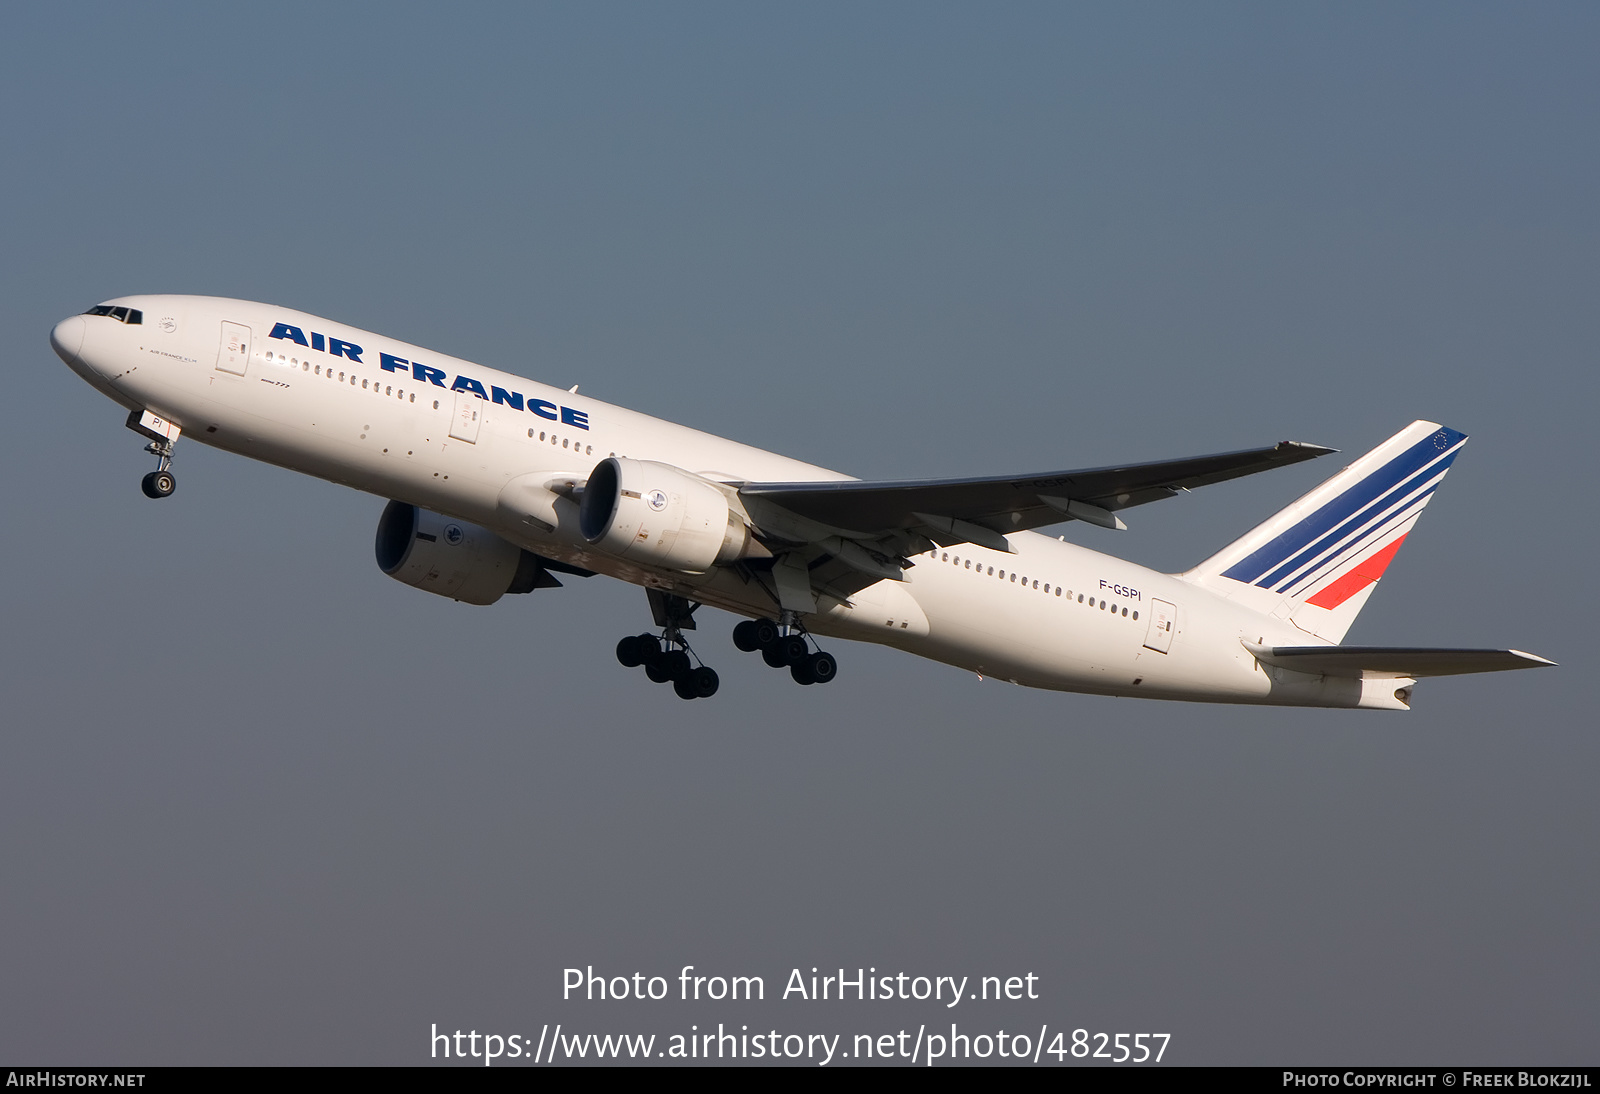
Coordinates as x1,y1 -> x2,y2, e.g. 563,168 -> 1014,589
1,2 -> 1594,1064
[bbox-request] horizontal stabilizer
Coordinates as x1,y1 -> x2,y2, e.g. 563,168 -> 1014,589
1245,644 -> 1555,679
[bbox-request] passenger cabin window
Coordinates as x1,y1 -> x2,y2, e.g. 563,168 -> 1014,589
84,305 -> 143,325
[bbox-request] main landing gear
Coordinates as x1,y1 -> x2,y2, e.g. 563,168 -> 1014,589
616,632 -> 720,700
616,596 -> 839,699
616,591 -> 719,700
732,615 -> 838,686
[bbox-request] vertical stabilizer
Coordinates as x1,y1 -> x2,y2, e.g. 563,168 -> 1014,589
1182,421 -> 1467,643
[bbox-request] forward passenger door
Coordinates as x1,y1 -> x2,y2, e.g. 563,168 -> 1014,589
450,389 -> 482,443
215,321 -> 251,376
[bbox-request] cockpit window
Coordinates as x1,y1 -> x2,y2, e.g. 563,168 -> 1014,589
84,305 -> 142,325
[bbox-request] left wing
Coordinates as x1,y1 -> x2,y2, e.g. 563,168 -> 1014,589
739,439 -> 1333,548
730,439 -> 1334,610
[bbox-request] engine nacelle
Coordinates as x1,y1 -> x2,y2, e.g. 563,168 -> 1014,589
578,458 -> 752,573
375,501 -> 551,605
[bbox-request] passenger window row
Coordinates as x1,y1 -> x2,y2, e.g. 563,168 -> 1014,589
264,349 -> 597,449
266,350 -> 417,403
527,428 -> 593,456
931,550 -> 1138,620
260,344 -> 602,461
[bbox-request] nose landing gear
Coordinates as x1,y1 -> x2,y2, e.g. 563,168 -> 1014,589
128,409 -> 180,500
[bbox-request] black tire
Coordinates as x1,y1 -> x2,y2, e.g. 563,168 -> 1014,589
732,620 -> 762,652
690,666 -> 719,698
141,471 -> 174,499
751,619 -> 779,648
673,677 -> 698,700
616,635 -> 642,667
790,660 -> 816,685
807,651 -> 838,684
645,658 -> 675,683
761,641 -> 788,669
780,634 -> 809,666
635,634 -> 663,664
662,650 -> 692,682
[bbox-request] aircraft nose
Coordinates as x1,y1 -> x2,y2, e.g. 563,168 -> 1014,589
50,314 -> 86,366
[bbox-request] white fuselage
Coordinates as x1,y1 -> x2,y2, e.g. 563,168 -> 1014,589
54,294 -> 1371,707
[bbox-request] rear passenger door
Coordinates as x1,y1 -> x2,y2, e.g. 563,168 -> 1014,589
1143,599 -> 1176,654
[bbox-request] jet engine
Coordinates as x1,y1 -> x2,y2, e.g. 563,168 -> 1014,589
578,458 -> 754,573
375,501 -> 555,605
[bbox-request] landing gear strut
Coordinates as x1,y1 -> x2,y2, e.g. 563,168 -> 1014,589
615,592 -> 720,700
732,616 -> 838,686
129,410 -> 179,499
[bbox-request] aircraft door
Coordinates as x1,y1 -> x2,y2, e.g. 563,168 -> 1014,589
450,389 -> 482,443
216,321 -> 251,375
1143,599 -> 1176,654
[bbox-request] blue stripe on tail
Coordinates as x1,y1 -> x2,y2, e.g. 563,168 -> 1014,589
1222,427 -> 1465,587
1256,460 -> 1449,592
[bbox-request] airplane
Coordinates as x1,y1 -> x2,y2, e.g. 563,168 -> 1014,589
50,295 -> 1553,708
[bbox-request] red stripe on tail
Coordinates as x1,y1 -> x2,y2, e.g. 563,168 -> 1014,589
1305,534 -> 1408,610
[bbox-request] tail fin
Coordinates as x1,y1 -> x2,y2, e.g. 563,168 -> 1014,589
1184,420 -> 1468,643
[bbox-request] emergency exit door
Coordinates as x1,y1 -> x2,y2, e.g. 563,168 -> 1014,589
1143,599 -> 1176,654
215,321 -> 251,375
450,389 -> 482,443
